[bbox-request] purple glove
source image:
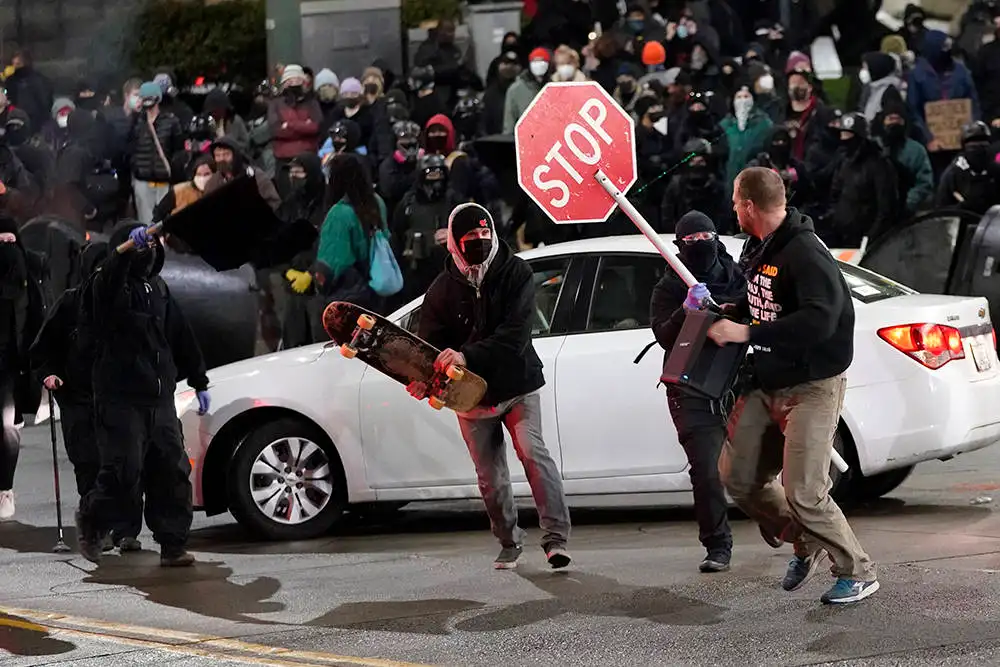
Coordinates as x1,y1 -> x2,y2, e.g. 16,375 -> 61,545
196,390 -> 211,415
129,226 -> 152,249
683,283 -> 710,310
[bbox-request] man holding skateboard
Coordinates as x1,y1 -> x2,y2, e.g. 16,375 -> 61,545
692,167 -> 879,604
408,202 -> 572,570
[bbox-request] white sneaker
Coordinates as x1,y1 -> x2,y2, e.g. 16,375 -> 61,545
0,490 -> 14,521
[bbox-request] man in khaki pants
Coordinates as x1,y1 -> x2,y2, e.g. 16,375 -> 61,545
688,167 -> 879,604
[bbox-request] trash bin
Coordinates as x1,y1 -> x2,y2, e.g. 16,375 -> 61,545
466,2 -> 523,82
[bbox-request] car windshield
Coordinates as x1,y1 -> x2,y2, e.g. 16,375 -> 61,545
837,262 -> 915,304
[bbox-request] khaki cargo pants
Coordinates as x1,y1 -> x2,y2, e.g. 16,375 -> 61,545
718,374 -> 877,581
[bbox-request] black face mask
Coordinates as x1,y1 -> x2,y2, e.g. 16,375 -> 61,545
76,96 -> 99,111
841,136 -> 863,155
966,144 -> 993,172
769,140 -> 791,164
333,139 -> 348,153
364,83 -> 379,96
789,87 -> 809,102
461,239 -> 491,265
286,86 -> 305,100
679,240 -> 718,274
619,82 -> 636,97
649,111 -> 665,123
128,249 -> 156,279
5,125 -> 27,147
425,136 -> 448,153
289,177 -> 307,192
685,164 -> 710,186
422,180 -> 446,200
884,123 -> 907,146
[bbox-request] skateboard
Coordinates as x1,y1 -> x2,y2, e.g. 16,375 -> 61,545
322,301 -> 487,412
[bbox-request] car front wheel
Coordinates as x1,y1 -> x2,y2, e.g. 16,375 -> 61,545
228,418 -> 346,540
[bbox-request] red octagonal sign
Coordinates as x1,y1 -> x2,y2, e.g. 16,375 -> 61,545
514,81 -> 637,225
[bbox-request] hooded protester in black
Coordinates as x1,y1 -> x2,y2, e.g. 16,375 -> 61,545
648,210 -> 744,572
419,202 -> 544,407
76,222 -> 207,566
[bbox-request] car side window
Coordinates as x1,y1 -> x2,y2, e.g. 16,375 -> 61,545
398,307 -> 421,335
587,255 -> 668,333
529,257 -> 572,336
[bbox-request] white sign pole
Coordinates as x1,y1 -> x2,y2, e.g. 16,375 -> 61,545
594,171 -> 849,473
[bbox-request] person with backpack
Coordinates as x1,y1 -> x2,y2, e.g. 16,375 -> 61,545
407,202 -> 571,571
30,242 -> 143,551
297,153 -> 398,336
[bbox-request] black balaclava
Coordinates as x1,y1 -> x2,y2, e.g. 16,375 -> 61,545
768,127 -> 793,167
965,141 -> 993,173
0,216 -> 26,300
418,155 -> 448,201
4,110 -> 30,148
448,202 -> 498,286
673,210 -> 718,275
109,222 -> 164,279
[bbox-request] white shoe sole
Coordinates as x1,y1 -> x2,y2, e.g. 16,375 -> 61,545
786,548 -> 829,592
824,580 -> 880,604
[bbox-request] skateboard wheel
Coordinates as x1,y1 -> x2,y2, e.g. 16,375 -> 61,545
340,344 -> 358,359
358,314 -> 376,330
445,365 -> 465,381
428,396 -> 445,411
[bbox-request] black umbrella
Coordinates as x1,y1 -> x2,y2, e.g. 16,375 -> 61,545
116,174 -> 317,272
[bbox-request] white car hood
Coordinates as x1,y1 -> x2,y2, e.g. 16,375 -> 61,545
178,343 -> 329,392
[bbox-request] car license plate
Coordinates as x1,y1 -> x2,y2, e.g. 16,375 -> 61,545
971,336 -> 993,373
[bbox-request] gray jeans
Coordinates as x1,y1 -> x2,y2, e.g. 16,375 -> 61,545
132,179 -> 169,224
458,392 -> 570,548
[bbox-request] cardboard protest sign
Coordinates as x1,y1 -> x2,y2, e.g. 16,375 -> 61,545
925,99 -> 973,151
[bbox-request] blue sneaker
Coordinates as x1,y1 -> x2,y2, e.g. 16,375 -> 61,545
781,548 -> 828,591
821,578 -> 880,604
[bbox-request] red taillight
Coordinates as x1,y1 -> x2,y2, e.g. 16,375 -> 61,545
878,323 -> 966,369
993,328 -> 997,350
195,76 -> 205,86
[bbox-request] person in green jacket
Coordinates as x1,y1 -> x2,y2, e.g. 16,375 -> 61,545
720,85 -> 773,194
876,95 -> 934,220
300,153 -> 388,332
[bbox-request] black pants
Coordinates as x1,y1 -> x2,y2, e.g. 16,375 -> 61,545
59,399 -> 143,538
668,390 -> 732,554
79,401 -> 192,550
0,376 -> 20,491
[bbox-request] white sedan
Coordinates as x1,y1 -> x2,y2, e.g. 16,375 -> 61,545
176,235 -> 1000,541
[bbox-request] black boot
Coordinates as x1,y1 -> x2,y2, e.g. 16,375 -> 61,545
75,510 -> 103,564
160,548 -> 195,567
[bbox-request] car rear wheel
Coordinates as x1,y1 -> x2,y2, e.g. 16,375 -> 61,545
228,418 -> 346,541
850,466 -> 915,502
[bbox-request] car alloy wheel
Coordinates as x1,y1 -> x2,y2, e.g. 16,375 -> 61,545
249,436 -> 334,525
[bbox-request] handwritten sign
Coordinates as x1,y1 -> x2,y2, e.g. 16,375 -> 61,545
925,99 -> 973,151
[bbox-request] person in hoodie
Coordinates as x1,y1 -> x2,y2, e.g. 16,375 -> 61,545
203,88 -> 250,153
614,62 -> 644,115
409,65 -> 449,130
153,73 -> 194,129
825,112 -> 900,248
320,119 -> 372,182
423,114 -> 455,157
44,97 -> 75,151
877,96 -> 934,219
204,136 -> 281,211
936,121 -> 1000,216
409,202 -> 572,571
503,48 -> 551,134
661,138 -> 728,232
392,153 -> 453,303
899,4 -> 928,53
486,32 -> 522,87
74,222 -> 209,567
379,120 -> 422,221
649,211 -> 745,573
675,90 -> 727,176
777,70 -> 837,166
633,95 -> 671,223
699,166 -> 879,606
748,127 -> 812,210
6,109 -> 54,198
361,67 -> 395,165
720,84 -> 773,195
482,50 -> 521,136
53,109 -> 106,228
4,50 -> 54,136
858,52 -> 904,123
279,153 -> 327,349
907,30 -> 981,152
687,38 -> 722,103
31,241 -> 143,552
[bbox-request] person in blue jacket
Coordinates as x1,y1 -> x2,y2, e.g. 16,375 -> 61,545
907,29 -> 981,149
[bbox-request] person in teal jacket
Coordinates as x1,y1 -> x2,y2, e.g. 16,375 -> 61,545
297,153 -> 388,331
876,96 -> 934,219
720,85 -> 773,194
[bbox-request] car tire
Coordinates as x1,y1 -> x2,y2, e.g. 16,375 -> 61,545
850,466 -> 915,502
228,418 -> 346,541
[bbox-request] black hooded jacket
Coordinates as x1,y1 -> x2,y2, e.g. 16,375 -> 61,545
419,240 -> 544,407
827,138 -> 899,247
79,224 -> 208,404
730,208 -> 855,391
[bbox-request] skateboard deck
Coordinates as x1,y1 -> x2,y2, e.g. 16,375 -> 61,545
322,301 -> 487,412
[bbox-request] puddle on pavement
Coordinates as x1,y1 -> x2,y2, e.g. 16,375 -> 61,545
308,569 -> 727,634
83,555 -> 287,625
0,613 -> 76,657
0,521 -> 77,555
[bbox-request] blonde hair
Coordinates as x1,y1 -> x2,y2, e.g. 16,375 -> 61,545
554,45 -> 581,68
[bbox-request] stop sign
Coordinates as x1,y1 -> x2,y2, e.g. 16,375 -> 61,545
514,81 -> 637,225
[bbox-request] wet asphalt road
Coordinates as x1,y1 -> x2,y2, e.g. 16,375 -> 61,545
2,425 -> 1000,666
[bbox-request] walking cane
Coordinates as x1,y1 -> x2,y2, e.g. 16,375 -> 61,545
47,390 -> 71,553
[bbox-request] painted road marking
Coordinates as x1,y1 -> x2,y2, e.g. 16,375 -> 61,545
0,606 -> 430,667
